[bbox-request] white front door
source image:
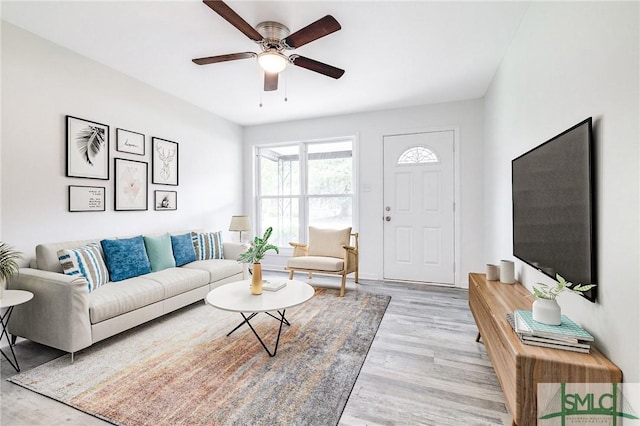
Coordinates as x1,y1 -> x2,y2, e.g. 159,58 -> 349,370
383,130 -> 455,284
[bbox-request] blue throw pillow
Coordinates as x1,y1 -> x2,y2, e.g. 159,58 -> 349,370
101,236 -> 151,282
171,233 -> 196,266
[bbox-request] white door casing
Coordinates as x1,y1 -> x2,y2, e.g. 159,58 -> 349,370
383,130 -> 455,284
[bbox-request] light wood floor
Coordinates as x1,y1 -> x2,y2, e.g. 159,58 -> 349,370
1,273 -> 511,425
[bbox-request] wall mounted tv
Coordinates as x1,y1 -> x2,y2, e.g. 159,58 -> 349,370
512,117 -> 596,302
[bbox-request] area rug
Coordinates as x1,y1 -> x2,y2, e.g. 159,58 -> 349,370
8,288 -> 390,426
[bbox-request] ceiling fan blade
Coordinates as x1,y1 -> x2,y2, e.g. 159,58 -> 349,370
283,15 -> 341,49
290,55 -> 345,79
264,72 -> 278,91
203,0 -> 263,42
192,52 -> 256,65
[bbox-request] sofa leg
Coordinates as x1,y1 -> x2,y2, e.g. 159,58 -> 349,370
288,270 -> 294,280
70,352 -> 74,364
10,335 -> 17,346
340,274 -> 347,297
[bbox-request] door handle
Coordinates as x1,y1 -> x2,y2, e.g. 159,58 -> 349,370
385,216 -> 391,222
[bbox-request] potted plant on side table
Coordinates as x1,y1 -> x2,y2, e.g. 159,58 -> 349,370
0,242 -> 22,298
238,227 -> 279,295
530,274 -> 595,325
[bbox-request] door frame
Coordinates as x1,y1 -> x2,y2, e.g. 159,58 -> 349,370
381,125 -> 461,286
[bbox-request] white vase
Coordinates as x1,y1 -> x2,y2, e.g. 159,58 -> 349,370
532,298 -> 561,325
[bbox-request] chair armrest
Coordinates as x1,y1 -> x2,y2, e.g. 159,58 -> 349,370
223,242 -> 250,261
288,242 -> 308,257
342,244 -> 357,252
7,268 -> 92,353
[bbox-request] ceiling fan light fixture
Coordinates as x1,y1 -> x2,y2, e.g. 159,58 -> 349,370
258,51 -> 288,73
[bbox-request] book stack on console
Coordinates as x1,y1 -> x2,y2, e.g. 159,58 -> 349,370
506,309 -> 594,353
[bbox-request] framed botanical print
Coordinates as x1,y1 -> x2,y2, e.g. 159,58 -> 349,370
66,115 -> 109,180
116,128 -> 145,155
114,158 -> 148,211
154,190 -> 177,211
152,137 -> 179,186
68,185 -> 106,212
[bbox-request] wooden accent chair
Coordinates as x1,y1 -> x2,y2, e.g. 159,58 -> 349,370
285,227 -> 359,297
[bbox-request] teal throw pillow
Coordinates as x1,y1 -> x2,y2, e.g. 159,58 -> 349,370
101,236 -> 151,282
171,233 -> 196,266
143,234 -> 176,272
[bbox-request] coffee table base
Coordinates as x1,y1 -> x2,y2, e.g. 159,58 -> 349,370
1,306 -> 21,372
227,310 -> 289,357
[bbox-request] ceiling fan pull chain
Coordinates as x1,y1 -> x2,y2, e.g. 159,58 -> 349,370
284,68 -> 288,102
258,62 -> 264,107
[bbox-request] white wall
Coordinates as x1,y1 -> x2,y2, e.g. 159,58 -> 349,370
243,99 -> 485,287
1,23 -> 244,262
484,1 -> 639,383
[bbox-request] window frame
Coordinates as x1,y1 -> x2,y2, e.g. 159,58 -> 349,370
254,136 -> 357,251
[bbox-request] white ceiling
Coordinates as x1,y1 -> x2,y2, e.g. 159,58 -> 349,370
1,1 -> 529,126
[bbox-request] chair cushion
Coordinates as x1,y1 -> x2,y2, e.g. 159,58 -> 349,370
307,227 -> 352,259
287,255 -> 344,272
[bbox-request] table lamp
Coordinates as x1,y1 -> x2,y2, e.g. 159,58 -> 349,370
229,215 -> 251,242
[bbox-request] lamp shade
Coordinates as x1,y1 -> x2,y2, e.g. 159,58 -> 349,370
229,215 -> 251,232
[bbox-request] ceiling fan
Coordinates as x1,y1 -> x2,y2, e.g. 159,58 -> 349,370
192,0 -> 345,92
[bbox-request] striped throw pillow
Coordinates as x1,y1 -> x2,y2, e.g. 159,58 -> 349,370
58,243 -> 110,292
191,231 -> 224,260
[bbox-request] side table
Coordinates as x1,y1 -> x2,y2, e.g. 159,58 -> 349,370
1,289 -> 34,372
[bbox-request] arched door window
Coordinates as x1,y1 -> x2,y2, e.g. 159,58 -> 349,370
397,146 -> 439,165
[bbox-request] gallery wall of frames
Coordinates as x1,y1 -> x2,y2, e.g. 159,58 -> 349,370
65,115 -> 179,213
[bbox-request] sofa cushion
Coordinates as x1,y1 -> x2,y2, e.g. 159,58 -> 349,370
101,236 -> 151,282
308,227 -> 352,259
191,231 -> 224,260
183,259 -> 242,282
57,243 -> 110,292
143,234 -> 176,272
144,268 -> 209,298
171,233 -> 197,266
287,255 -> 344,272
88,277 -> 165,324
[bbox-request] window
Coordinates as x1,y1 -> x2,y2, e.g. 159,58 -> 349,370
256,139 -> 354,248
397,146 -> 439,165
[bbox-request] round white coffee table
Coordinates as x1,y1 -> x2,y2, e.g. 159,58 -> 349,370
1,290 -> 34,372
206,279 -> 314,357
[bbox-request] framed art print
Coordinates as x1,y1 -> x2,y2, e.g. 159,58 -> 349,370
114,158 -> 148,211
152,137 -> 179,186
66,115 -> 109,180
154,190 -> 177,211
68,185 -> 105,212
116,128 -> 145,155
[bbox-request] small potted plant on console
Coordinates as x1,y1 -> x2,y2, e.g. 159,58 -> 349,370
530,274 -> 595,325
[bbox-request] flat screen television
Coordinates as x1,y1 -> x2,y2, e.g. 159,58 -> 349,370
512,117 -> 596,302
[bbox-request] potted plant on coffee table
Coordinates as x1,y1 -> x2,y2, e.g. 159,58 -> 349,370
238,227 -> 279,295
0,242 -> 22,298
530,274 -> 595,325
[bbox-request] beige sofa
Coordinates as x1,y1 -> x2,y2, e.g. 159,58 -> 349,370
8,232 -> 245,359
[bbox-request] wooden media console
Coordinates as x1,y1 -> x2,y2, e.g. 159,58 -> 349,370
468,272 -> 621,426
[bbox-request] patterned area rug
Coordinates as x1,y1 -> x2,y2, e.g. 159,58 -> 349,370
9,288 -> 390,426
